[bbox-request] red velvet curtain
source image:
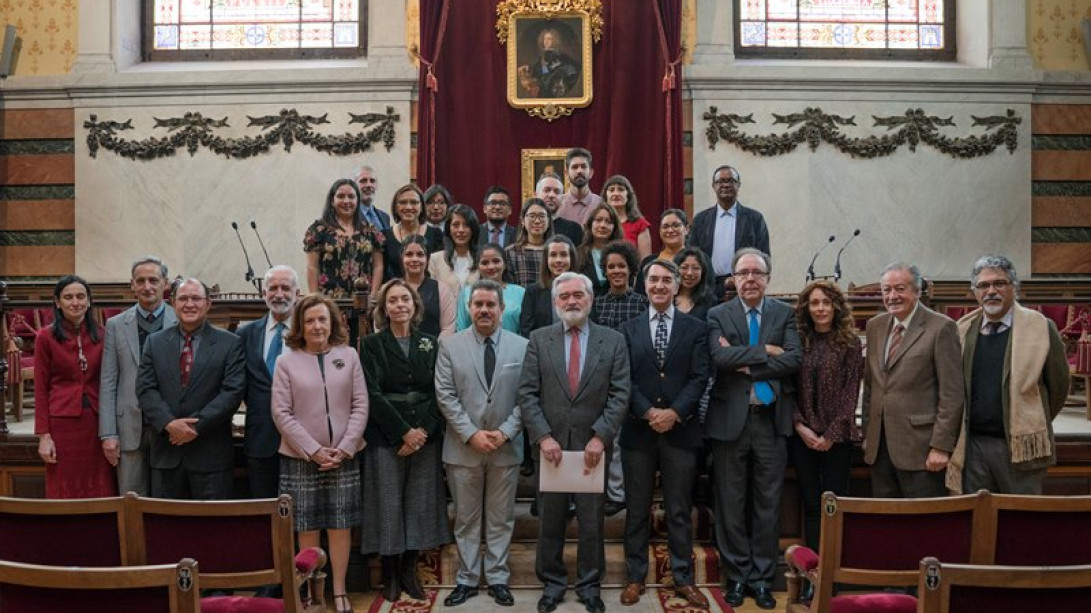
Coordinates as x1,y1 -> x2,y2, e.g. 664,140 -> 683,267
417,0 -> 683,236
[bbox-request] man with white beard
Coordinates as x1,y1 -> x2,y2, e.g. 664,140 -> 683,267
237,265 -> 301,499
945,255 -> 1069,495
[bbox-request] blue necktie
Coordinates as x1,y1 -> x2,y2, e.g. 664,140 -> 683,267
266,323 -> 284,376
748,309 -> 775,405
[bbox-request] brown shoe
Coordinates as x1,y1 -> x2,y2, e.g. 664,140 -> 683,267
619,582 -> 645,606
675,584 -> 709,609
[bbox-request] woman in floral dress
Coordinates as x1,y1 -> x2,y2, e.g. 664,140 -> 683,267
304,178 -> 385,297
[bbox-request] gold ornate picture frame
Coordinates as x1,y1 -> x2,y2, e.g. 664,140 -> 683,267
497,0 -> 603,121
521,148 -> 571,202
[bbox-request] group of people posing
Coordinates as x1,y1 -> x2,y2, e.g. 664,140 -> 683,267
32,150 -> 1070,613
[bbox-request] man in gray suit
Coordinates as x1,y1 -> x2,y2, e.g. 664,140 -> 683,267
436,279 -> 528,608
100,255 -> 176,495
706,248 -> 801,611
519,272 -> 630,613
137,278 -> 245,500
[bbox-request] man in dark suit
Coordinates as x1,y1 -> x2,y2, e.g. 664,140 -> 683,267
479,186 -> 518,248
137,278 -> 246,500
236,265 -> 300,498
706,248 -> 801,610
355,164 -> 390,231
536,173 -> 584,246
862,262 -> 964,498
519,272 -> 630,613
618,259 -> 709,609
689,165 -> 770,291
100,255 -> 177,495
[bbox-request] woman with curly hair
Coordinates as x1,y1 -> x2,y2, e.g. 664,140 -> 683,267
304,178 -> 384,297
576,202 -> 623,295
791,280 -> 863,556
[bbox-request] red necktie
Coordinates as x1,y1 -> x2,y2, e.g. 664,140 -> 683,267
180,334 -> 194,387
886,323 -> 904,366
568,327 -> 581,396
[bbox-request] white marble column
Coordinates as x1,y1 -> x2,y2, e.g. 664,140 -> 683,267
691,0 -> 734,64
70,0 -> 117,74
989,0 -> 1034,71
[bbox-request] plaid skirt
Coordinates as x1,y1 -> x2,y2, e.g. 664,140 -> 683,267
279,455 -> 361,532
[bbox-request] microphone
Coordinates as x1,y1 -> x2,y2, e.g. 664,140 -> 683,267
231,221 -> 257,288
834,229 -> 861,282
250,220 -> 273,269
806,235 -> 836,282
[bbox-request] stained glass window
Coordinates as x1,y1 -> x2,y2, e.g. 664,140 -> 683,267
736,0 -> 954,59
145,0 -> 365,61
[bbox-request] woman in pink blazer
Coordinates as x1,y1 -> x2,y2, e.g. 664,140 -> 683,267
271,293 -> 368,613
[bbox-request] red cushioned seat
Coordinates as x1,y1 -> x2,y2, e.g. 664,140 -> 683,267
829,593 -> 918,613
201,596 -> 284,613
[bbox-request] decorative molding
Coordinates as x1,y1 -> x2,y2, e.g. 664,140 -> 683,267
703,107 -> 1021,159
496,0 -> 604,44
83,107 -> 400,160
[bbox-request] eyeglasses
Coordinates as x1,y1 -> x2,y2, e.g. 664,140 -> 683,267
733,269 -> 768,279
486,200 -> 510,208
973,280 -> 1013,291
426,199 -> 446,207
661,222 -> 684,230
175,296 -> 207,304
713,178 -> 739,186
526,213 -> 548,221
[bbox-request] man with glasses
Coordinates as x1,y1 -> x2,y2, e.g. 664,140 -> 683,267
862,262 -> 963,500
479,186 -> 518,248
688,165 -> 770,292
944,255 -> 1069,495
706,248 -> 800,610
137,278 -> 245,500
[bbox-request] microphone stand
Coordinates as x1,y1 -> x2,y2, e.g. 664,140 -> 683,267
834,229 -> 862,282
806,235 -> 836,283
250,220 -> 273,268
231,221 -> 261,294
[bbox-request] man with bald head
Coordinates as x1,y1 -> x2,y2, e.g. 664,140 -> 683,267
536,173 -> 584,246
138,278 -> 245,500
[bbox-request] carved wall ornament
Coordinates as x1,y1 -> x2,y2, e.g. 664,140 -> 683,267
703,107 -> 1021,159
84,107 -> 399,160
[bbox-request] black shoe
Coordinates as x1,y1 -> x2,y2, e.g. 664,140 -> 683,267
443,584 -> 478,607
538,594 -> 561,613
604,500 -> 625,517
380,555 -> 401,602
530,499 -> 539,517
753,587 -> 777,610
399,550 -> 425,600
579,595 -> 606,613
566,501 -> 577,518
520,462 -> 535,477
487,584 -> 515,606
724,581 -> 746,608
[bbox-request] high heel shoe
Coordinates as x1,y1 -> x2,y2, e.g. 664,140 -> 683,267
334,593 -> 353,613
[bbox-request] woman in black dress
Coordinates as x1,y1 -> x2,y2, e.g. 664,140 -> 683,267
382,184 -> 444,279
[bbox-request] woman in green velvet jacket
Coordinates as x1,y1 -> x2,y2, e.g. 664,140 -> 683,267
358,279 -> 452,603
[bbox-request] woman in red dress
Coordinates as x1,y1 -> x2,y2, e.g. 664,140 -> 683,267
34,275 -> 117,498
601,174 -> 652,260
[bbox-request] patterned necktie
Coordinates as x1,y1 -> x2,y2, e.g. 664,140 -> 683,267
491,226 -> 502,246
567,327 -> 581,396
748,309 -> 775,405
985,321 -> 1002,335
146,312 -> 157,323
654,312 -> 669,366
484,336 -> 496,389
180,334 -> 194,387
886,322 -> 905,366
266,322 -> 285,376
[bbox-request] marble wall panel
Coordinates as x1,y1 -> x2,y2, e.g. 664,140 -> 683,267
74,101 -> 412,292
691,100 -> 1033,294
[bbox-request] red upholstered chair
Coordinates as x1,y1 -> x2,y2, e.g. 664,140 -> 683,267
0,557 -> 201,613
917,557 -> 1091,613
124,493 -> 327,613
0,496 -> 128,567
984,493 -> 1091,566
783,491 -> 989,613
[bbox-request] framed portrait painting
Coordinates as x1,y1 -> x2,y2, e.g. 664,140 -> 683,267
498,0 -> 603,121
521,148 -> 571,202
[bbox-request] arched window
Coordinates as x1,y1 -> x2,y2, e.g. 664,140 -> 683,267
735,0 -> 955,60
144,0 -> 367,61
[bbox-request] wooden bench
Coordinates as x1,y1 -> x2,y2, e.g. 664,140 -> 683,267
0,495 -> 128,567
917,557 -> 1091,613
0,557 -> 201,613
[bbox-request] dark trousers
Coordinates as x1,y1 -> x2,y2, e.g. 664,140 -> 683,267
870,431 -> 947,498
536,485 -> 605,599
963,434 -> 1047,495
246,454 -> 281,499
711,409 -> 786,589
622,437 -> 697,586
787,436 -> 852,552
152,466 -> 233,500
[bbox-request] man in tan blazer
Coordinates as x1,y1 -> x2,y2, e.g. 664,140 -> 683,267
863,262 -> 964,498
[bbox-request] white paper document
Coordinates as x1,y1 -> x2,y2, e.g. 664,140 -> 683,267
539,450 -> 605,493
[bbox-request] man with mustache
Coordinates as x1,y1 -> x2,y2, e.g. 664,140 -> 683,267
519,272 -> 629,613
945,255 -> 1069,495
237,266 -> 301,499
435,279 -> 528,608
862,262 -> 964,500
557,148 -> 601,226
